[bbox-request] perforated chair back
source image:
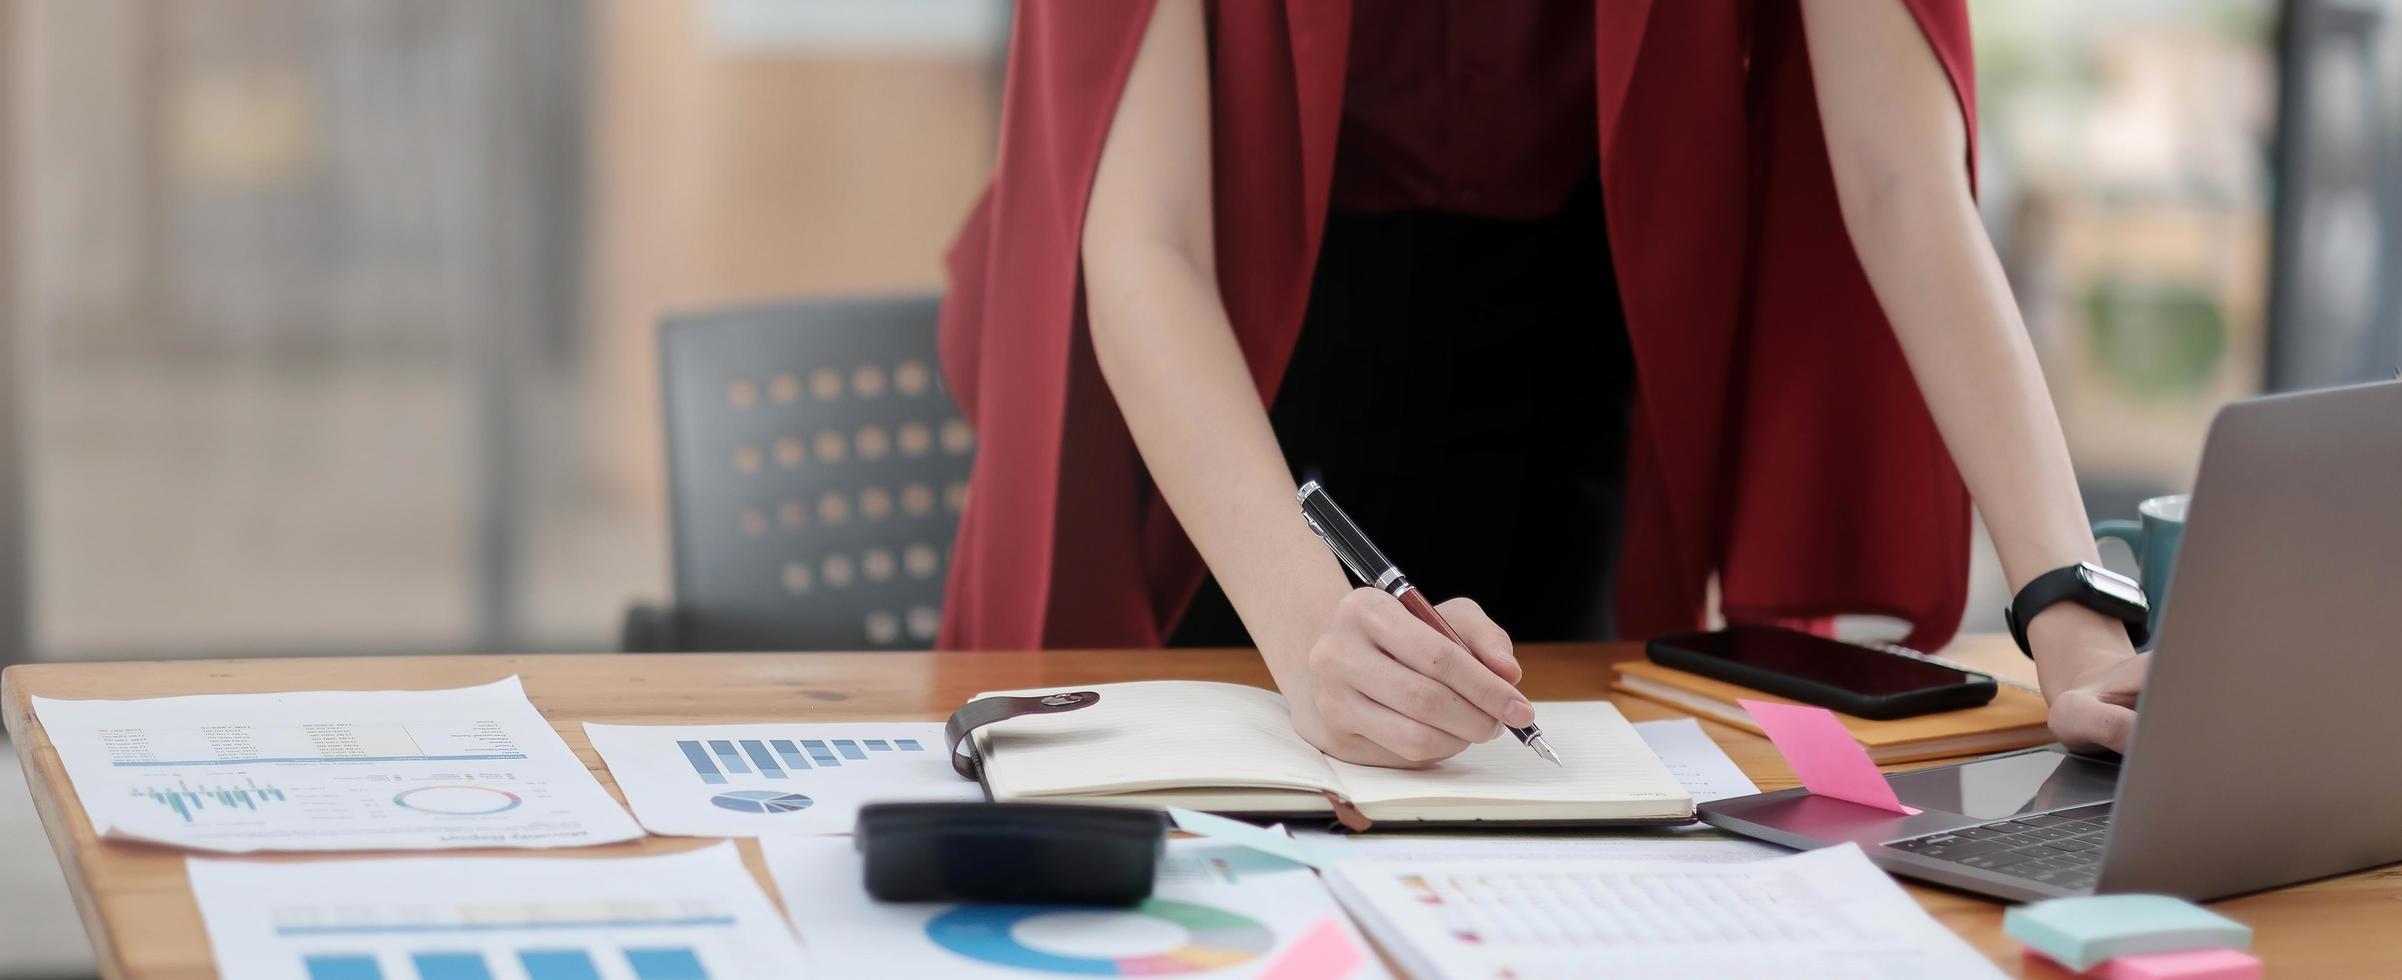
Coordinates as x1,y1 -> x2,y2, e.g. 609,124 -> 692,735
656,294 -> 969,650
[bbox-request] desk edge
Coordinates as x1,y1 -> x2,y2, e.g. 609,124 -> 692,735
5,666 -> 135,980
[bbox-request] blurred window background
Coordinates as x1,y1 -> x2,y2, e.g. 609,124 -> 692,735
11,0 -> 2394,660
5,0 -> 1000,664
1959,0 -> 2397,628
0,1 -> 2396,976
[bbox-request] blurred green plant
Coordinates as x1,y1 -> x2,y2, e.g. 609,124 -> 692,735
2082,277 -> 2227,399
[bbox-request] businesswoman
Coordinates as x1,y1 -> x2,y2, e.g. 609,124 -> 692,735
936,0 -> 2148,766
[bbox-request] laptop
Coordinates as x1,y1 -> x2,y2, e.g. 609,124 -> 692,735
1700,380 -> 2402,902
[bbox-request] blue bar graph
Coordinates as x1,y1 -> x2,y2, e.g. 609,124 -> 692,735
137,777 -> 289,822
626,947 -> 709,980
303,954 -> 383,980
520,950 -> 603,980
673,731 -> 935,781
144,785 -> 201,822
676,741 -> 726,784
411,952 -> 493,980
707,740 -> 751,775
738,740 -> 785,779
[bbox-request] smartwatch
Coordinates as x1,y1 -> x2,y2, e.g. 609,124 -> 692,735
2005,562 -> 2150,658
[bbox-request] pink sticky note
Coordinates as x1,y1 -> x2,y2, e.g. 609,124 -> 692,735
1257,915 -> 1367,980
2095,949 -> 2263,980
1740,699 -> 1921,815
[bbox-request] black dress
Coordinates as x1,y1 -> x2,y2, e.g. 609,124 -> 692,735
1170,172 -> 1634,646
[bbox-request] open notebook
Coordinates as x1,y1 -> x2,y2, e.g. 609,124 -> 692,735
966,681 -> 1694,827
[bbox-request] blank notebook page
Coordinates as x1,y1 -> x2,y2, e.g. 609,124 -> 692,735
973,681 -> 1339,799
1329,701 -> 1689,806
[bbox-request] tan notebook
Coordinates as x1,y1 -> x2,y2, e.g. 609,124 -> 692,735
966,681 -> 1693,826
1612,660 -> 2053,764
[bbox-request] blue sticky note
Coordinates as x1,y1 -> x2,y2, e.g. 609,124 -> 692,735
2004,894 -> 2252,971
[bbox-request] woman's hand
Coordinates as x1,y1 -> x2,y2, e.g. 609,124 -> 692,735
2029,606 -> 2148,753
2043,651 -> 2147,754
1282,589 -> 1536,768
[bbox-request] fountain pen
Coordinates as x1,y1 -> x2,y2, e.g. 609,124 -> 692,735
1296,480 -> 1564,767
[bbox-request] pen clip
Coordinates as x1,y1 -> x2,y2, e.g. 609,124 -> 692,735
1302,510 -> 1373,586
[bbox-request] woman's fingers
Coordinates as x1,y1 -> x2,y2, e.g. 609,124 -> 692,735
1298,588 -> 1533,767
1335,690 -> 1470,766
1433,596 -> 1522,684
2050,693 -> 2138,754
1352,590 -> 1535,729
1333,639 -> 1504,743
2048,653 -> 2149,753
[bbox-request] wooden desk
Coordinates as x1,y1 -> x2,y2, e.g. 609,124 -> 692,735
6,642 -> 2396,978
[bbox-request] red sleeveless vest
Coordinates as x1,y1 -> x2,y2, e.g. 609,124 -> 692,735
937,0 -> 1979,653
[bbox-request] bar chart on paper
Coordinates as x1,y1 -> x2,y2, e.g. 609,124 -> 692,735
297,943 -> 713,980
98,718 -> 532,826
188,844 -> 807,980
132,777 -> 289,822
586,722 -> 982,837
287,907 -> 723,980
675,735 -> 927,784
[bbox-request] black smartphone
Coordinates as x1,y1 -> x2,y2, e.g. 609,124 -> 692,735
1646,625 -> 1997,719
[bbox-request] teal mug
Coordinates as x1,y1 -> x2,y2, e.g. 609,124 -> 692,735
2092,494 -> 2187,650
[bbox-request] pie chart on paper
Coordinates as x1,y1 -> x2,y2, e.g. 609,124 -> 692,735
709,789 -> 815,814
924,899 -> 1275,975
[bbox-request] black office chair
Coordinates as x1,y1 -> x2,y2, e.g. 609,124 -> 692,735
623,294 -> 971,651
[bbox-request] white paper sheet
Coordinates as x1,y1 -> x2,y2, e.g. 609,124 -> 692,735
188,842 -> 808,980
761,836 -> 1388,979
1169,808 -> 1341,868
1288,829 -> 1783,864
1324,843 -> 2005,980
1632,717 -> 1760,805
1630,716 -> 1762,833
33,677 -> 641,852
585,722 -> 983,836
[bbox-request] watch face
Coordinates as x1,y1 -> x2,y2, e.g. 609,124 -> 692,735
2079,563 -> 2150,611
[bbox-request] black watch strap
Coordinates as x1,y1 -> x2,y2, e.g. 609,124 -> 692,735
2006,563 -> 2150,658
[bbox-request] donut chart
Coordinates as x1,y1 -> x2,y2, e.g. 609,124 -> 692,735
925,900 -> 1274,975
391,785 -> 524,815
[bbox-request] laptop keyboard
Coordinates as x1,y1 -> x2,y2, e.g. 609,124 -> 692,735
1884,802 -> 2114,892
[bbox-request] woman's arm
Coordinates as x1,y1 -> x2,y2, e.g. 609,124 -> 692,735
1798,0 -> 2147,751
1079,0 -> 1533,766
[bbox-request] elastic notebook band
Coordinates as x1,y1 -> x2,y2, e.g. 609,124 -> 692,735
942,691 -> 1103,780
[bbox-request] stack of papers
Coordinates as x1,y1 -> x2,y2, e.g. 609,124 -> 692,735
32,678 -> 641,852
